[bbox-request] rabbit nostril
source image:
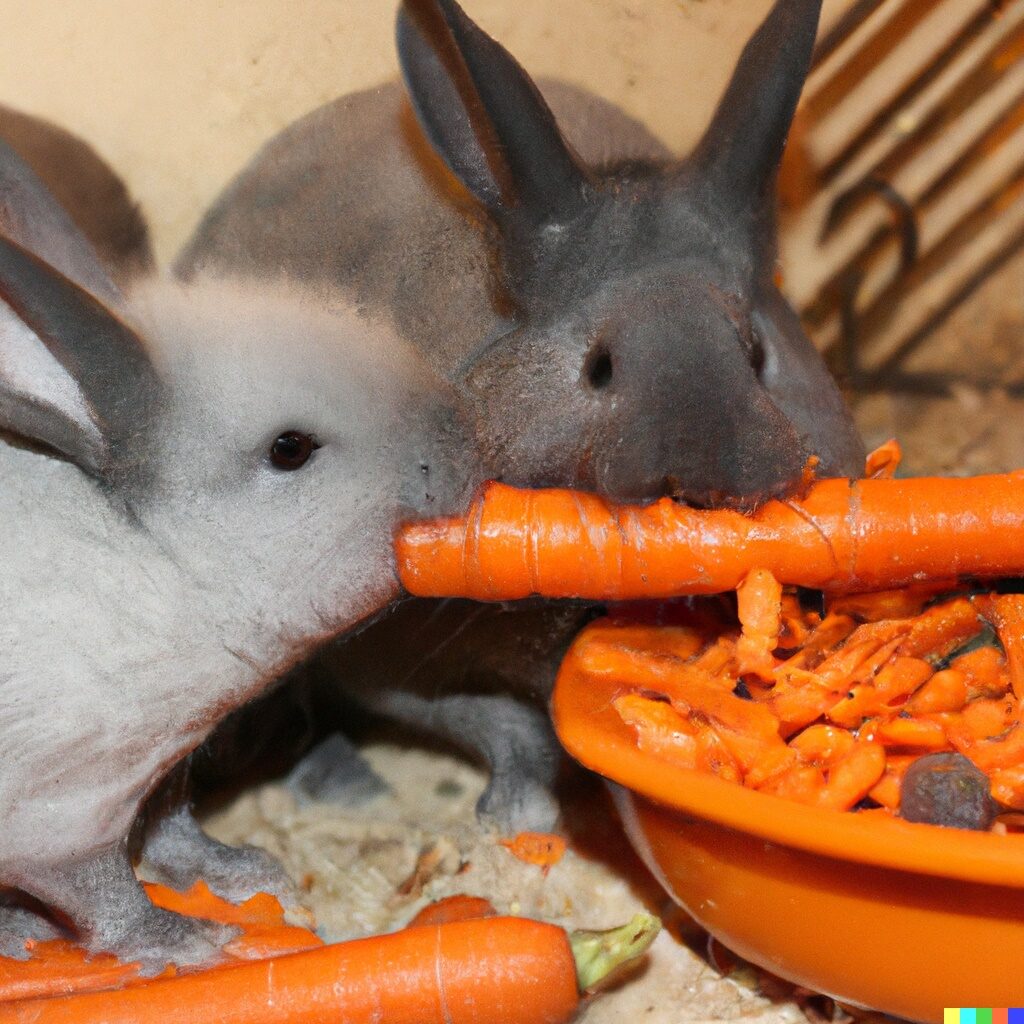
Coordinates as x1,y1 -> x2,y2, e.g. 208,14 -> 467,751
748,330 -> 766,378
583,346 -> 614,390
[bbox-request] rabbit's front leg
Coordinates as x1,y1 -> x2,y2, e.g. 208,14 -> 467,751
142,764 -> 297,908
23,841 -> 236,972
0,900 -> 61,959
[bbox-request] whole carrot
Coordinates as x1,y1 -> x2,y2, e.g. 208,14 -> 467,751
396,474 -> 1024,600
0,914 -> 659,1024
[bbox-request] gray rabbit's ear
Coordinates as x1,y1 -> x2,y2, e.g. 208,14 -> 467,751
691,0 -> 822,211
397,0 -> 590,227
0,232 -> 159,478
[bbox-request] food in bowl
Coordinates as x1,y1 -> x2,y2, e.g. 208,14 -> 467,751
587,577 -> 1024,830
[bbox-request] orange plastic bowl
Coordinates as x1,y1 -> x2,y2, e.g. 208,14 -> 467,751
551,627 -> 1024,1023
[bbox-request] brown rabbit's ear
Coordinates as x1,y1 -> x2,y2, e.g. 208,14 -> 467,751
0,232 -> 159,479
397,0 -> 590,227
0,138 -> 129,306
689,0 -> 822,212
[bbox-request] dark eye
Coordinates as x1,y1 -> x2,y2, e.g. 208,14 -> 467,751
583,344 -> 614,390
270,431 -> 319,471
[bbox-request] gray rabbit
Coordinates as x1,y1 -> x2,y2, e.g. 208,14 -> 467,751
0,139 -> 479,967
176,0 -> 864,832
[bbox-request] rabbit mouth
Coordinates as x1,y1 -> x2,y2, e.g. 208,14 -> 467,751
664,473 -> 807,515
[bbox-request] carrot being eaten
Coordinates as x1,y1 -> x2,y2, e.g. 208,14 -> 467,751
396,472 -> 1024,601
0,913 -> 659,1024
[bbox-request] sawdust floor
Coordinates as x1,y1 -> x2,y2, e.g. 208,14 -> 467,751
203,250 -> 1024,1024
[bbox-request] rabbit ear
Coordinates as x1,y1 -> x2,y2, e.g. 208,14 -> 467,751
690,0 -> 821,211
0,138 -> 129,307
397,0 -> 590,226
0,232 -> 159,478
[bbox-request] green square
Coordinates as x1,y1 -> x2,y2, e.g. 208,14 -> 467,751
978,1009 -> 993,1024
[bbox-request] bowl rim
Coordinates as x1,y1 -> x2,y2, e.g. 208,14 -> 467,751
552,623 -> 1024,890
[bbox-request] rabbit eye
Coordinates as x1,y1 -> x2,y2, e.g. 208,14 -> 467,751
583,344 -> 614,391
270,431 -> 319,471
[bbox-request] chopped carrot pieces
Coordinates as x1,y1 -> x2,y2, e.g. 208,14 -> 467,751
499,833 -> 567,872
904,669 -> 968,715
976,594 -> 1024,700
587,576 -> 1024,825
826,657 -> 934,728
735,568 -> 783,679
952,645 -> 1010,700
864,438 -> 902,479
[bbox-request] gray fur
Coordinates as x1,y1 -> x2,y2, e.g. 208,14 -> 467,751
179,0 -> 865,832
0,146 -> 478,966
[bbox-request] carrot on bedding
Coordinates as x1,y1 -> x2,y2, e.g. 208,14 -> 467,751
407,896 -> 496,927
500,833 -> 567,872
396,473 -> 1024,601
0,914 -> 660,1024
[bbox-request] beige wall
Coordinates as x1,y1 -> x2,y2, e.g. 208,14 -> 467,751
0,1 -> 847,264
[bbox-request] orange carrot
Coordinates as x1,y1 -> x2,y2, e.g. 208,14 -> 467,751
735,568 -> 783,678
0,913 -> 660,1024
953,645 -> 1010,699
408,896 -> 496,927
904,669 -> 969,715
613,694 -> 742,782
864,438 -> 902,479
396,474 -> 1024,600
976,593 -> 1024,700
499,833 -> 567,872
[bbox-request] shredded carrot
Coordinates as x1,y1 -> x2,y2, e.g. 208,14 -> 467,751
396,473 -> 1024,601
976,594 -> 1024,700
499,833 -> 567,872
0,883 -> 321,1005
559,579 -> 1023,826
735,568 -> 783,679
863,438 -> 902,479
